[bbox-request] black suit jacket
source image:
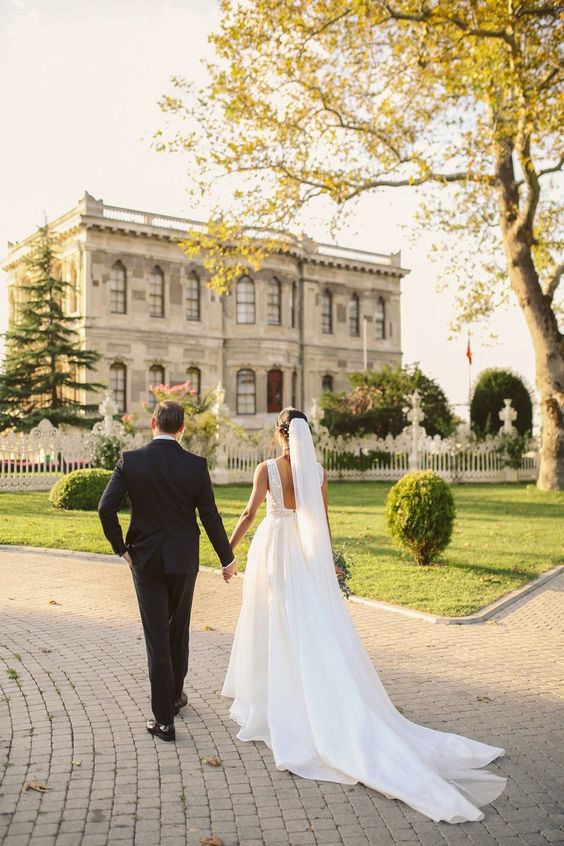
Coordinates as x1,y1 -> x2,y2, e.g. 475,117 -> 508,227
98,438 -> 233,574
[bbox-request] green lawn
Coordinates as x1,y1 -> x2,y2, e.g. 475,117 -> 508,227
0,483 -> 562,617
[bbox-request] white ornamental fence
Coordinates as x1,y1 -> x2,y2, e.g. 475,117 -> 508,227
0,392 -> 538,491
211,392 -> 538,485
0,393 -> 145,491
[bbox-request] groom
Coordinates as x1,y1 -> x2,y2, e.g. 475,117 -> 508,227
98,399 -> 235,742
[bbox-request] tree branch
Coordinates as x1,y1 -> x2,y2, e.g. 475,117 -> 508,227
539,155 -> 564,177
384,4 -> 517,48
544,263 -> 564,300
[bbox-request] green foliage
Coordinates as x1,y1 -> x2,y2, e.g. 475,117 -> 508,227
495,433 -> 531,470
471,369 -> 533,438
89,434 -> 128,470
385,471 -> 456,566
321,364 -> 455,438
49,469 -> 112,511
0,225 -> 104,431
333,544 -> 354,598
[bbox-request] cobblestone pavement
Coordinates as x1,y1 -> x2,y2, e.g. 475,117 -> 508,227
0,548 -> 562,846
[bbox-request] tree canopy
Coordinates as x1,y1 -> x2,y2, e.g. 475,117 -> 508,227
157,0 -> 563,488
321,364 -> 456,438
0,226 -> 103,431
470,367 -> 533,437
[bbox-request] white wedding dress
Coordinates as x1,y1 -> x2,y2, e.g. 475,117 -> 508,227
222,420 -> 506,824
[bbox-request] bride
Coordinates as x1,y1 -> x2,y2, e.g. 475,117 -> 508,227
221,407 -> 506,824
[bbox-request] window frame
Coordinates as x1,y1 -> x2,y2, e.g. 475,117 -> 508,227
236,369 -> 256,415
236,276 -> 256,324
110,362 -> 127,413
349,293 -> 360,337
267,277 -> 282,325
109,261 -> 127,314
186,366 -> 201,398
186,270 -> 200,321
321,289 -> 333,334
149,266 -> 165,318
375,296 -> 386,340
267,368 -> 284,413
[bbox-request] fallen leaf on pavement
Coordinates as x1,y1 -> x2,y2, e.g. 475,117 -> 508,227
202,625 -> 216,632
40,647 -> 51,653
21,780 -> 49,793
476,695 -> 494,703
48,600 -> 60,606
72,759 -> 82,766
200,757 -> 222,767
201,837 -> 224,846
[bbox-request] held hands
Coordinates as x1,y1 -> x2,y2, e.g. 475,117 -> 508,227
223,560 -> 237,583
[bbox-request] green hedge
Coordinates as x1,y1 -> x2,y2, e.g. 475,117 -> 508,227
385,471 -> 456,566
49,468 -> 112,511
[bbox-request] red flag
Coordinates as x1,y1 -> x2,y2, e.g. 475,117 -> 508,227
466,336 -> 473,365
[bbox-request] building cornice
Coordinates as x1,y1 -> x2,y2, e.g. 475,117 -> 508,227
2,192 -> 410,278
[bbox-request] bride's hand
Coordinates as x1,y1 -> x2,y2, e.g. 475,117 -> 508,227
223,561 -> 237,582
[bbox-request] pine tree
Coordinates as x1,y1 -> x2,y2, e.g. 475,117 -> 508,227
0,225 -> 104,431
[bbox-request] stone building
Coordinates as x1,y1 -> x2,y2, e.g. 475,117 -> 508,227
2,192 -> 409,429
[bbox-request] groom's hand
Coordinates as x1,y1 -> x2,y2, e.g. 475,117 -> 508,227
222,560 -> 237,582
121,550 -> 133,569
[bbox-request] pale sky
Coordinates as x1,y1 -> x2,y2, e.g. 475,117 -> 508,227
0,0 -> 539,421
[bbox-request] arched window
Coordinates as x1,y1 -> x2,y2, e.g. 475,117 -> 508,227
110,362 -> 127,413
290,282 -> 297,329
291,370 -> 298,407
149,266 -> 165,317
237,369 -> 256,415
322,374 -> 334,393
236,276 -> 255,324
321,289 -> 332,334
349,293 -> 360,337
110,261 -> 126,314
186,270 -> 200,321
375,296 -> 386,339
267,278 -> 281,325
186,366 -> 201,398
148,364 -> 165,409
267,369 -> 283,413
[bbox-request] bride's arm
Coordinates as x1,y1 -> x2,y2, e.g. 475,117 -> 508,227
321,469 -> 332,543
229,462 -> 269,550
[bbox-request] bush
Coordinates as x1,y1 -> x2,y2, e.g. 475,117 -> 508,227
88,433 -> 128,470
471,368 -> 533,438
49,468 -> 112,511
385,471 -> 456,566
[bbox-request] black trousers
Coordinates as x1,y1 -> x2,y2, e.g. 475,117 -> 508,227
131,547 -> 198,725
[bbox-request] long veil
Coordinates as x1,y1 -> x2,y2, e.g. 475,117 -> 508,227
288,418 -> 341,599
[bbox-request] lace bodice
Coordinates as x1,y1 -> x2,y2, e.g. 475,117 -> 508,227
266,458 -> 323,519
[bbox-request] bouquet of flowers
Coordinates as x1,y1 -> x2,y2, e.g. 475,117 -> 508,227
333,545 -> 354,599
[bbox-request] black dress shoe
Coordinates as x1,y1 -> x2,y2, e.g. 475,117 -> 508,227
146,720 -> 176,742
174,692 -> 188,716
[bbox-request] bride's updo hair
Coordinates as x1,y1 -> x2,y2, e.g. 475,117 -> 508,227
276,406 -> 308,440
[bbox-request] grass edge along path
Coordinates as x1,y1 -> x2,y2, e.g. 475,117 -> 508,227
0,482 -> 562,617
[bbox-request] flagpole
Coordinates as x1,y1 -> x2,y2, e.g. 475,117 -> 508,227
467,331 -> 472,421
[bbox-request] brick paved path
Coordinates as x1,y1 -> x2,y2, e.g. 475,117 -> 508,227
0,548 -> 562,846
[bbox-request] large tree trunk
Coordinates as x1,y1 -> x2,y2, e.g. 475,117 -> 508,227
496,146 -> 564,490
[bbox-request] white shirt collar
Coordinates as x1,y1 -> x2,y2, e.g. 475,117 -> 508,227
153,434 -> 177,441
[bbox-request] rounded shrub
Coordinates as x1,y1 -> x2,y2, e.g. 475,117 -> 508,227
49,468 -> 112,511
385,471 -> 456,566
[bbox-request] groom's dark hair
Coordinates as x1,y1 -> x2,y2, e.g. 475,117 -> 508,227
153,400 -> 184,434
